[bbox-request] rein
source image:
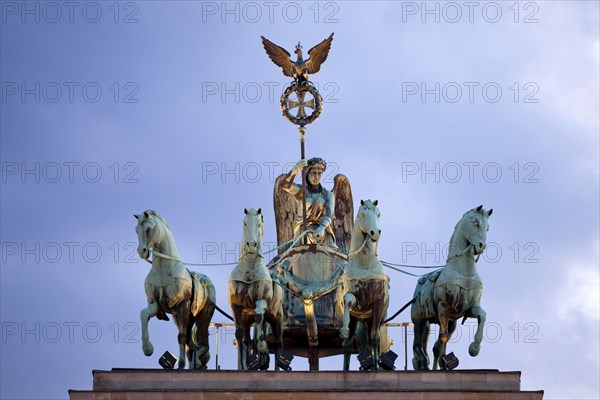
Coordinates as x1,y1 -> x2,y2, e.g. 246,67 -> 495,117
347,231 -> 379,259
380,242 -> 481,276
446,242 -> 474,261
144,231 -> 310,267
147,236 -> 481,275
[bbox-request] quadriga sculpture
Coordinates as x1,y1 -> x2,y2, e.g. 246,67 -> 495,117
134,210 -> 216,369
411,205 -> 493,370
228,208 -> 284,370
336,199 -> 389,371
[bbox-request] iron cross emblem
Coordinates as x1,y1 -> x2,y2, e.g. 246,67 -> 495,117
287,90 -> 316,119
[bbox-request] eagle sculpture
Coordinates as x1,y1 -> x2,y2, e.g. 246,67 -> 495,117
261,33 -> 334,84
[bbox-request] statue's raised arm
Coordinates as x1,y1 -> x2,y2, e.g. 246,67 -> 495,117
273,157 -> 353,253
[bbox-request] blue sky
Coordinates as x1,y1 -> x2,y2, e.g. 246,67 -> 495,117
1,1 -> 598,399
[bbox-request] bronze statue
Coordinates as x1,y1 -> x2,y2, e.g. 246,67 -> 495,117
134,210 -> 216,369
261,33 -> 334,84
228,208 -> 284,370
274,157 -> 353,252
336,199 -> 389,371
411,206 -> 493,370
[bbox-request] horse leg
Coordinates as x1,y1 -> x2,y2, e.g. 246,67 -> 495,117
171,309 -> 189,369
430,299 -> 450,371
411,317 -> 422,370
422,321 -> 431,368
342,318 -> 358,371
266,313 -> 283,371
140,300 -> 158,356
186,315 -> 195,368
364,319 -> 378,371
254,299 -> 268,352
412,317 -> 432,371
370,299 -> 386,371
340,292 -> 356,340
468,304 -> 487,357
436,300 -> 450,344
254,299 -> 270,370
433,319 -> 456,370
192,307 -> 213,370
243,323 -> 253,369
412,317 -> 425,370
232,306 -> 246,370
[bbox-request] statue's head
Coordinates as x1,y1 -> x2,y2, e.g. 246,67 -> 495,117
295,42 -> 303,57
307,157 -> 326,186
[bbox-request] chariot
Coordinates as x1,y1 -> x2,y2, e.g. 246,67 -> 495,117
264,174 -> 391,370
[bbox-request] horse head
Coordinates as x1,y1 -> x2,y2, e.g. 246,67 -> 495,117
451,205 -> 493,258
350,199 -> 381,256
134,210 -> 167,260
242,208 -> 264,258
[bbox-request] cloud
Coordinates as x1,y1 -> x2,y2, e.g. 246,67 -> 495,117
523,2 -> 600,135
557,238 -> 600,323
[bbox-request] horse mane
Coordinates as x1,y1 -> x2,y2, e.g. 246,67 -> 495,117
145,210 -> 169,227
448,208 -> 479,257
349,218 -> 362,256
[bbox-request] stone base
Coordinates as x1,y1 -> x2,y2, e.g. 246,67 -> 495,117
69,369 -> 544,400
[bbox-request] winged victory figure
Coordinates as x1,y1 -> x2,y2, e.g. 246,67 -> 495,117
273,157 -> 353,254
261,33 -> 334,84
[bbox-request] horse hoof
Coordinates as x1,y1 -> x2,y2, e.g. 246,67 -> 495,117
142,342 -> 154,356
340,327 -> 349,339
469,342 -> 480,357
412,359 -> 419,370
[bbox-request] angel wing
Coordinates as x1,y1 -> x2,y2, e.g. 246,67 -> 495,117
332,174 -> 353,253
273,174 -> 297,254
261,36 -> 295,77
305,33 -> 334,75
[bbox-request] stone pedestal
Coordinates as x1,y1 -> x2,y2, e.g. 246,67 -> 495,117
70,369 -> 543,399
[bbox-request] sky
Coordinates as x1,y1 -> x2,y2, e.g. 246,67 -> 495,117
0,1 -> 599,399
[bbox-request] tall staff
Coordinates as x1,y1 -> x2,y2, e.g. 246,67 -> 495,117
261,33 -> 333,243
299,126 -> 307,239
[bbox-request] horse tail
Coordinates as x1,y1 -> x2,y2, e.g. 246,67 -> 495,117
206,278 -> 217,309
188,270 -> 217,316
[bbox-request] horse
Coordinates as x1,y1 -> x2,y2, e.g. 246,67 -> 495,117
228,208 -> 284,370
336,199 -> 389,371
411,205 -> 493,370
134,210 -> 216,369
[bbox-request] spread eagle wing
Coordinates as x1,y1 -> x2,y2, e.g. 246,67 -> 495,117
261,36 -> 295,77
273,173 -> 297,254
332,173 -> 353,253
305,33 -> 334,75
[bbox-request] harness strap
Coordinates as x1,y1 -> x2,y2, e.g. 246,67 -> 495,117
214,304 -> 234,321
382,297 -> 416,325
348,235 -> 368,258
148,230 -> 311,268
446,243 -> 474,261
